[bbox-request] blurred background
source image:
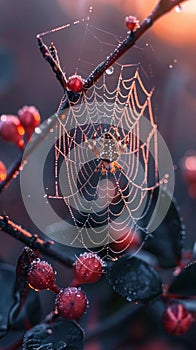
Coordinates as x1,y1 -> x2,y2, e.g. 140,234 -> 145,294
0,0 -> 195,348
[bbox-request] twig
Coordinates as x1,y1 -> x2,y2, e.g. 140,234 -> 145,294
84,0 -> 187,88
0,215 -> 74,267
0,91 -> 79,193
0,153 -> 23,192
85,303 -> 141,342
0,0 -> 186,193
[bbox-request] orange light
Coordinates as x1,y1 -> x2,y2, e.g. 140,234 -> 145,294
133,0 -> 196,46
17,125 -> 25,136
0,161 -> 7,183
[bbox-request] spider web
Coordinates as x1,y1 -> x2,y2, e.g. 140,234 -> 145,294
42,16 -> 171,259
46,66 -> 170,259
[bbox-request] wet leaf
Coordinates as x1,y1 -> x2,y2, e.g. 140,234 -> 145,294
0,263 -> 17,337
0,262 -> 41,339
142,190 -> 185,268
168,262 -> 196,297
23,319 -> 84,350
16,247 -> 39,307
107,256 -> 162,302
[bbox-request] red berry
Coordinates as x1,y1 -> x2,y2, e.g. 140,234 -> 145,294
55,287 -> 88,320
0,161 -> 7,183
27,259 -> 57,291
18,105 -> 41,140
125,16 -> 139,32
67,75 -> 84,93
74,252 -> 104,285
162,303 -> 193,335
0,115 -> 25,148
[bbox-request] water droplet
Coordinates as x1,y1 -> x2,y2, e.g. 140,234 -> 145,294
106,66 -> 114,75
35,127 -> 42,134
175,5 -> 183,13
126,296 -> 132,302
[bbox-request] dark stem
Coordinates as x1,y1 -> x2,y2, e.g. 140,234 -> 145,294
0,153 -> 23,192
0,0 -> 186,194
85,303 -> 142,342
84,0 -> 187,89
0,215 -> 74,268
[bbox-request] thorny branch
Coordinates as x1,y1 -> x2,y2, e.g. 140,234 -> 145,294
0,0 -> 187,251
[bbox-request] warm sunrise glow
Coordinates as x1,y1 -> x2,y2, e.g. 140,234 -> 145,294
134,0 -> 196,46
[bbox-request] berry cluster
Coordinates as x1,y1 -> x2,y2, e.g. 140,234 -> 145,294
0,105 -> 41,183
26,252 -> 104,320
0,105 -> 40,147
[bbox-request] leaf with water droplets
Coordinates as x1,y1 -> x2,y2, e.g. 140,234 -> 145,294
23,320 -> 84,350
107,256 -> 162,302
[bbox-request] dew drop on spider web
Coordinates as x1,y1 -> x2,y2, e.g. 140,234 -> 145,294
106,66 -> 114,75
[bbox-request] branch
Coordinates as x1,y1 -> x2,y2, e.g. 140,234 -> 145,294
0,0 -> 187,191
0,153 -> 23,192
0,91 -> 79,192
84,0 -> 187,88
85,303 -> 142,342
0,215 -> 74,268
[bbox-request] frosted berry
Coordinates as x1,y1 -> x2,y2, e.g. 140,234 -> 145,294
67,75 -> 84,93
125,16 -> 139,32
0,161 -> 7,183
162,303 -> 193,335
55,287 -> 88,320
18,105 -> 41,140
0,115 -> 25,148
73,252 -> 104,285
27,259 -> 58,292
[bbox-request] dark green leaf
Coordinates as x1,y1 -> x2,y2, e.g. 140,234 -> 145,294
143,190 -> 185,268
16,247 -> 39,307
23,320 -> 84,350
107,256 -> 162,302
0,263 -> 17,337
168,262 -> 196,296
0,263 -> 41,339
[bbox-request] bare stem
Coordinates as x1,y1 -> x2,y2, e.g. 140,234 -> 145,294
84,0 -> 187,88
0,215 -> 74,267
0,0 -> 186,193
85,303 -> 141,342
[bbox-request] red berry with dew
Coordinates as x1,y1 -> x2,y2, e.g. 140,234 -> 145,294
27,259 -> 58,292
74,252 -> 104,285
125,16 -> 139,32
18,105 -> 41,139
162,303 -> 193,335
67,75 -> 84,93
0,115 -> 25,148
0,161 -> 7,183
55,287 -> 88,320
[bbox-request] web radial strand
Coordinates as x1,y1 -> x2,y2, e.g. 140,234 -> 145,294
46,62 -> 168,259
